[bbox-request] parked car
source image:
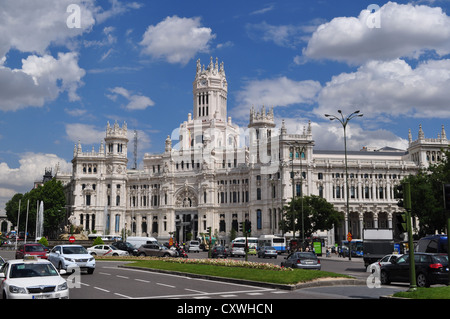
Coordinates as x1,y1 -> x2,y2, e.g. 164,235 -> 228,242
0,256 -> 5,267
281,252 -> 321,270
258,246 -> 278,259
111,241 -> 138,256
211,246 -> 228,258
380,252 -> 449,287
187,240 -> 201,253
0,256 -> 69,299
48,245 -> 95,274
367,254 -> 402,273
230,242 -> 246,257
15,244 -> 48,259
137,244 -> 177,257
87,245 -> 129,256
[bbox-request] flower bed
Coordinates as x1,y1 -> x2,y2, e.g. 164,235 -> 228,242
95,255 -> 293,271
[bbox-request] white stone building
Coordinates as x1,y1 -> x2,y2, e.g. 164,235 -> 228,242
55,57 -> 449,247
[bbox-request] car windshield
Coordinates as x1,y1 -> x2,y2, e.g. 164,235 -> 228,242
62,246 -> 88,254
25,245 -> 45,252
10,263 -> 59,278
266,247 -> 275,250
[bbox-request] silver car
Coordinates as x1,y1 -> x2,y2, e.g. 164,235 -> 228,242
230,242 -> 246,257
48,245 -> 95,274
137,244 -> 177,257
258,246 -> 278,259
281,252 -> 321,270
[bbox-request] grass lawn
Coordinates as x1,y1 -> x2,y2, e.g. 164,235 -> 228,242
123,258 -> 351,285
393,286 -> 450,299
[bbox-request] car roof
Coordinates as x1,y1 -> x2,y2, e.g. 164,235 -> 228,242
8,258 -> 51,265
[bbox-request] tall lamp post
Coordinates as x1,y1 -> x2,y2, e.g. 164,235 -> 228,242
324,110 -> 363,261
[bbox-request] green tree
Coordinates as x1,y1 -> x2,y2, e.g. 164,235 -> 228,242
405,149 -> 450,236
5,178 -> 66,239
281,195 -> 343,239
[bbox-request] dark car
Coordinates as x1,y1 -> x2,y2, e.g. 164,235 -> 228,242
15,243 -> 48,259
281,252 -> 321,270
258,246 -> 277,259
111,241 -> 138,256
211,246 -> 228,258
380,253 -> 449,287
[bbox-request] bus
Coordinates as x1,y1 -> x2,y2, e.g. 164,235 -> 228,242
258,235 -> 286,254
416,234 -> 448,254
341,239 -> 363,257
233,237 -> 258,249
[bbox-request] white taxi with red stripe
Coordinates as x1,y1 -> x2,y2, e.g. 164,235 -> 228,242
87,245 -> 129,257
0,256 -> 69,299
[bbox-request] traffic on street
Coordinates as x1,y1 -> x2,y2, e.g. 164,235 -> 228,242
0,246 -> 409,300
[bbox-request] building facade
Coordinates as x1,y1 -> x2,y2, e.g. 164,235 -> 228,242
56,57 -> 449,247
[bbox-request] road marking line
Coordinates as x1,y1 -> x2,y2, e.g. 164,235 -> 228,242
99,272 -> 111,275
116,275 -> 129,279
221,294 -> 237,298
157,283 -> 176,288
135,279 -> 150,283
247,292 -> 263,295
185,288 -> 207,294
114,293 -> 132,299
94,287 -> 110,293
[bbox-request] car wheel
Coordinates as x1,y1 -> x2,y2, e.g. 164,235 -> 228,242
87,268 -> 94,275
139,252 -> 146,257
112,253 -> 118,256
90,252 -> 96,256
163,253 -> 170,257
380,270 -> 390,285
416,273 -> 429,288
3,290 -> 7,299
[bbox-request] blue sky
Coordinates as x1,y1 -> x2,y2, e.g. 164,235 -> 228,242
1,0 -> 450,213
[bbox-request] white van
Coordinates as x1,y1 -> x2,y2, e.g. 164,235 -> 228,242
126,236 -> 158,249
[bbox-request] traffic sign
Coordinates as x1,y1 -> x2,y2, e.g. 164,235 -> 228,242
346,232 -> 352,242
69,236 -> 76,243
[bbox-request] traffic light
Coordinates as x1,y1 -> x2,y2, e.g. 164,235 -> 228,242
394,184 -> 404,208
396,212 -> 407,233
245,220 -> 252,233
239,222 -> 243,232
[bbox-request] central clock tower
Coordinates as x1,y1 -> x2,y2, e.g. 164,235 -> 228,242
193,57 -> 227,121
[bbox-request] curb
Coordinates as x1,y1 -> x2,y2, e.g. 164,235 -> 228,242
118,265 -> 366,290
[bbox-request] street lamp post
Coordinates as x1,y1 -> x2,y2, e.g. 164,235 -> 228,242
324,110 -> 363,261
288,143 -> 307,249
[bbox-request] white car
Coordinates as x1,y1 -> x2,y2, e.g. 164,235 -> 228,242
48,245 -> 95,274
87,245 -> 129,256
367,254 -> 403,273
0,256 -> 69,299
187,240 -> 201,253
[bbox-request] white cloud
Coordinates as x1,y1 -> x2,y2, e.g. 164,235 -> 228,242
246,22 -> 305,48
107,87 -> 154,110
0,52 -> 85,111
315,58 -> 450,119
140,16 -> 216,65
303,2 -> 450,64
231,76 -> 321,119
0,0 -> 96,58
65,123 -> 105,145
0,153 -> 72,214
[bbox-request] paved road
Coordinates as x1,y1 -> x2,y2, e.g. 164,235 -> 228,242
0,250 -> 406,300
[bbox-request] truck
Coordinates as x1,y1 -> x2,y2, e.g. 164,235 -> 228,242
362,229 -> 395,268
